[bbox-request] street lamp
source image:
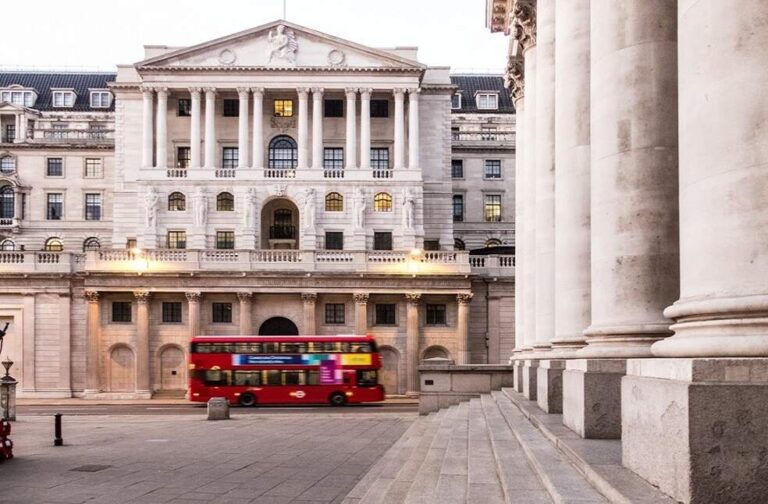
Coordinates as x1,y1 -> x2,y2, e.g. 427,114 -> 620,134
0,357 -> 16,421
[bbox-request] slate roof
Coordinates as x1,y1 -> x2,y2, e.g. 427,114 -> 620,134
0,72 -> 117,112
450,74 -> 515,114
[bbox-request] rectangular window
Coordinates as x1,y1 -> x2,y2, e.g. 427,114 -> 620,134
323,148 -> 344,169
451,93 -> 462,109
4,124 -> 15,143
324,99 -> 343,117
52,91 -> 75,108
325,303 -> 345,324
47,158 -> 63,177
222,147 -> 238,168
178,98 -> 192,117
451,159 -> 464,179
370,148 -> 390,170
426,304 -> 447,325
85,193 -> 102,221
162,302 -> 182,323
370,99 -> 389,118
84,158 -> 103,178
484,160 -> 502,179
424,240 -> 440,251
373,232 -> 393,251
476,93 -> 499,110
484,194 -> 502,222
274,99 -> 294,117
126,238 -> 137,250
223,99 -> 239,117
375,304 -> 396,325
453,195 -> 464,222
325,231 -> 344,250
212,303 -> 232,323
90,91 -> 111,108
112,301 -> 132,323
47,193 -> 63,220
216,231 -> 235,250
177,147 -> 191,169
166,230 -> 187,249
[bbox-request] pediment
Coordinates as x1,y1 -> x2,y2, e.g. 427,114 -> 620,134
137,20 -> 425,71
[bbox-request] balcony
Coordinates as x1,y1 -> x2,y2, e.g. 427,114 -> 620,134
28,128 -> 114,146
451,131 -> 515,150
269,225 -> 296,240
468,254 -> 515,277
0,251 -> 84,273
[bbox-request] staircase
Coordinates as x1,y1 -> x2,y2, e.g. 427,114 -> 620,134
343,388 -> 674,504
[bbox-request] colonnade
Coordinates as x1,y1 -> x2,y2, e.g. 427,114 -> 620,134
140,86 -> 421,170
499,0 -> 768,501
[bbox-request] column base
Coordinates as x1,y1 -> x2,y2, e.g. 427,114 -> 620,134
562,359 -> 626,439
623,357 -> 768,504
536,359 -> 565,413
513,360 -> 525,393
522,359 -> 539,400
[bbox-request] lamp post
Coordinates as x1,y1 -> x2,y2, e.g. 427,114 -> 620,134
1,357 -> 17,421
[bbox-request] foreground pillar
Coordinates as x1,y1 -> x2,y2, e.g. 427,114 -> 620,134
623,2 -> 768,502
186,291 -> 201,338
237,292 -> 252,335
84,291 -> 100,394
405,293 -> 421,395
455,293 -> 472,364
134,291 -> 151,398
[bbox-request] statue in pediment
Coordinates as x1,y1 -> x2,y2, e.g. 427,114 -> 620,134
267,25 -> 298,65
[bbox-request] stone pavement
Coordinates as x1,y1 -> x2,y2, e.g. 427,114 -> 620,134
0,411 -> 413,504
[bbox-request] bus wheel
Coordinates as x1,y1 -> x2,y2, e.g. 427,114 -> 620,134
329,392 -> 347,406
239,393 -> 256,407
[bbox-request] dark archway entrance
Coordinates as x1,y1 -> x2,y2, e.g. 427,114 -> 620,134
258,317 -> 299,336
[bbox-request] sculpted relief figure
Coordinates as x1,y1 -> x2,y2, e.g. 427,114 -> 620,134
144,187 -> 159,229
354,188 -> 367,230
402,188 -> 415,230
267,25 -> 298,65
303,188 -> 316,230
244,188 -> 257,227
193,187 -> 208,226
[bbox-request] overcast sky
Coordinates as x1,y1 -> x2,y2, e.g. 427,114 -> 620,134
0,0 -> 507,72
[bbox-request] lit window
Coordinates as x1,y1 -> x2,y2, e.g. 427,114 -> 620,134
47,194 -> 63,220
453,195 -> 464,222
166,230 -> 186,249
325,192 -> 343,212
83,237 -> 101,251
373,192 -> 392,212
216,231 -> 235,249
90,91 -> 112,108
44,237 -> 64,251
216,192 -> 234,211
0,156 -> 15,174
476,92 -> 499,110
273,99 -> 294,117
47,158 -> 63,176
485,238 -> 502,248
451,93 -> 462,109
484,195 -> 502,222
168,192 -> 186,211
52,91 -> 76,108
485,160 -> 502,179
85,193 -> 102,221
84,158 -> 103,178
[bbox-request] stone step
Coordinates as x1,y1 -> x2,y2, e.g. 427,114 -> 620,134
499,389 -> 676,504
431,401 -> 470,504
467,398 -> 506,504
492,391 -> 608,504
403,405 -> 457,503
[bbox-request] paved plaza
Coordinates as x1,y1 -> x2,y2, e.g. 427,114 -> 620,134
0,411 -> 414,504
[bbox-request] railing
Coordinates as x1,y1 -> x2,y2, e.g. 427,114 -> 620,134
451,131 -> 515,148
0,251 -> 78,273
31,129 -> 115,144
269,225 -> 296,240
215,168 -> 236,178
166,168 -> 188,178
0,218 -> 16,227
324,168 -> 344,179
468,254 -> 515,276
372,168 -> 393,179
264,168 -> 296,179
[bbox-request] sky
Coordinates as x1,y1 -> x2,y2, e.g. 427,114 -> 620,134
0,0 -> 507,72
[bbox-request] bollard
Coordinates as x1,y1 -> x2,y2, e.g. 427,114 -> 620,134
54,413 -> 63,446
207,397 -> 230,420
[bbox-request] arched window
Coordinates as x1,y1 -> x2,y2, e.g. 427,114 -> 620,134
274,208 -> 293,226
268,135 -> 298,169
0,156 -> 15,174
0,186 -> 14,219
373,192 -> 392,212
485,238 -> 502,248
168,192 -> 185,211
83,237 -> 101,251
216,192 -> 234,211
0,239 -> 15,251
454,238 -> 465,251
44,237 -> 64,251
325,192 -> 343,212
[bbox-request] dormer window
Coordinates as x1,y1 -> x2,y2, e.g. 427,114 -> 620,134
0,88 -> 36,107
52,90 -> 76,108
476,92 -> 499,110
90,90 -> 112,108
451,93 -> 462,110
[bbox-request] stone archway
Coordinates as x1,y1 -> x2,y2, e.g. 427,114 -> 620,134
379,345 -> 401,396
258,316 -> 299,336
108,345 -> 135,392
158,345 -> 186,390
261,198 -> 300,249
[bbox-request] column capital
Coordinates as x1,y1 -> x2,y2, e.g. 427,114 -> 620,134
512,0 -> 537,52
296,87 -> 310,96
393,88 -> 407,97
360,88 -> 373,99
185,291 -> 201,303
237,291 -> 253,302
236,87 -> 250,96
505,56 -> 525,102
141,86 -> 154,95
353,293 -> 369,305
133,290 -> 151,304
188,87 -> 202,97
84,290 -> 99,303
155,87 -> 169,97
407,88 -> 421,96
203,87 -> 217,96
345,88 -> 358,97
311,87 -> 324,95
251,87 -> 265,96
457,293 -> 474,305
405,293 -> 422,305
301,292 -> 318,303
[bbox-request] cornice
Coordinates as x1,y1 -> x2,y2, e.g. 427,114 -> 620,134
136,65 -> 424,74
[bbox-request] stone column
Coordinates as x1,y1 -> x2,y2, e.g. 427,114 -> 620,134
297,88 -> 309,169
18,114 -> 26,142
84,290 -> 100,394
58,293 -> 71,394
407,89 -> 420,169
345,88 -> 357,169
141,88 -> 154,168
204,88 -> 217,169
551,0 -> 590,357
189,88 -> 202,169
155,88 -> 168,169
251,88 -> 264,168
359,88 -> 372,170
508,58 -> 525,363
311,88 -> 324,169
393,89 -> 406,170
354,293 -> 369,335
405,293 -> 421,395
237,88 -> 250,169
622,3 -> 768,502
456,293 -> 473,364
487,295 -> 501,364
185,291 -> 201,338
134,291 -> 151,397
13,187 -> 22,225
237,292 -> 252,335
302,293 -> 317,335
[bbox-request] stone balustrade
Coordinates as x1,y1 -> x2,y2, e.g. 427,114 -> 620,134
140,167 -> 419,181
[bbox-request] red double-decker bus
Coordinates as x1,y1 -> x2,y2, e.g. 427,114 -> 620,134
188,335 -> 385,406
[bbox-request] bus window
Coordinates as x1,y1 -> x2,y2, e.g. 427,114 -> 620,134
210,343 -> 232,353
350,342 -> 372,353
234,371 -> 262,386
322,342 -> 340,353
357,370 -> 378,387
283,371 -> 306,386
262,342 -> 280,353
192,343 -> 211,354
339,342 -> 351,352
281,342 -> 307,354
264,370 -> 282,385
307,371 -> 320,385
308,342 -> 323,353
235,342 -> 261,354
204,369 -> 230,386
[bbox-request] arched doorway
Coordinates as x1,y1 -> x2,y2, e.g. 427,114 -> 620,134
159,345 -> 186,390
379,346 -> 400,395
258,317 -> 299,336
423,345 -> 451,361
261,198 -> 300,249
108,345 -> 135,392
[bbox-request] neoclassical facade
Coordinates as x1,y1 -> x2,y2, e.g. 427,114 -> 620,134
0,21 -> 515,399
488,0 -> 768,502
